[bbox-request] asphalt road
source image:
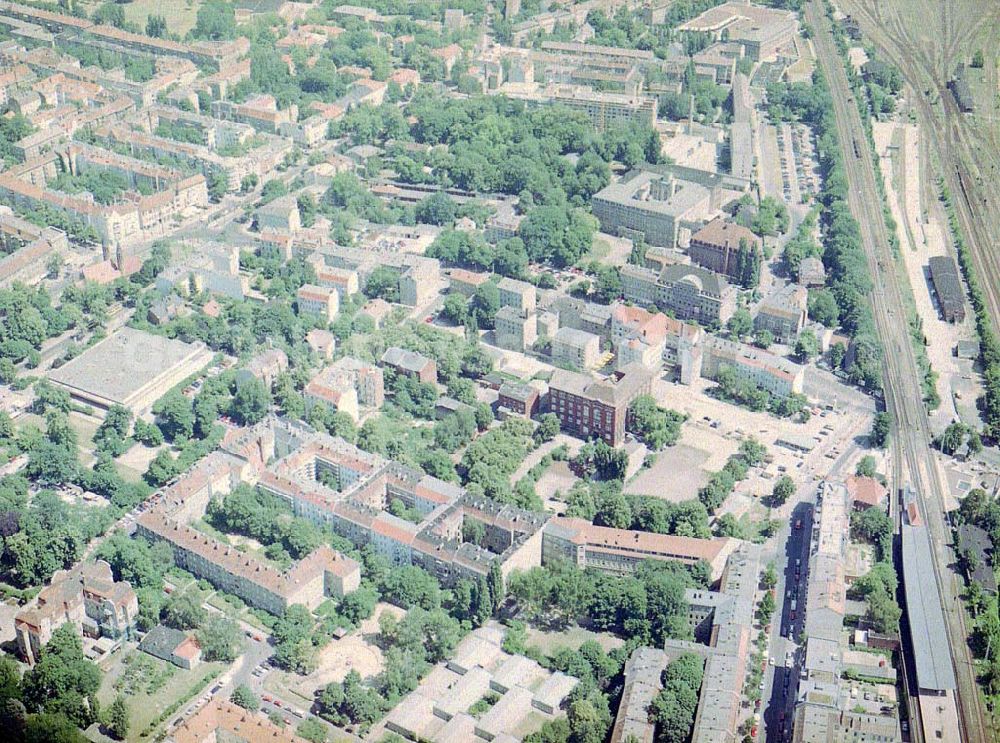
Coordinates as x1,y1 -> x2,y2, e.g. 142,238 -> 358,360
761,437 -> 861,743
806,2 -> 985,741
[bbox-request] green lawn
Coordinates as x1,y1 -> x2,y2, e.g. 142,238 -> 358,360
78,0 -> 204,36
97,647 -> 226,741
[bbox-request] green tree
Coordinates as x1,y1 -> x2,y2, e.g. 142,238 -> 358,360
104,695 -> 129,740
231,377 -> 271,426
869,412 -> 891,448
771,475 -> 795,505
230,685 -> 259,711
163,591 -> 206,630
22,624 -> 101,728
144,449 -> 179,487
440,293 -> 467,325
727,308 -> 752,339
937,421 -> 967,456
793,328 -> 819,362
470,282 -> 501,329
146,14 -> 167,38
191,0 -> 236,40
93,2 -> 125,28
297,718 -> 328,743
197,616 -> 243,662
855,455 -> 878,478
535,413 -> 560,443
153,391 -> 194,441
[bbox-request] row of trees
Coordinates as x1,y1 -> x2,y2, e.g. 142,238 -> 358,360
563,479 -> 713,541
697,437 -> 768,512
508,558 -> 706,646
766,72 -> 883,391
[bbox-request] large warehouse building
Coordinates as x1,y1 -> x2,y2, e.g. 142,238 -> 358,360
48,327 -> 212,415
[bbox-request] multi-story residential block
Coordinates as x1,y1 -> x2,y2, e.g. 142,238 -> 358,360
662,316 -> 705,374
497,382 -> 540,418
15,561 -> 138,665
547,363 -> 653,446
359,298 -> 393,328
754,283 -> 808,343
611,304 -> 669,371
592,170 -> 712,247
305,328 -> 337,360
325,357 -> 385,408
681,543 -> 762,742
381,346 -> 437,384
236,349 -> 288,389
552,327 -> 601,370
0,143 -> 208,249
306,245 -> 440,307
255,195 -> 301,233
622,263 -> 737,326
485,203 -> 524,243
701,337 -> 805,397
313,263 -> 360,298
448,268 -> 491,297
687,218 -> 761,281
495,305 -> 538,352
296,284 -> 339,322
304,373 -> 360,422
546,296 -> 612,340
497,276 -> 537,316
0,209 -> 68,288
224,419 -> 548,587
169,700 -> 313,743
138,514 -> 361,615
797,256 -> 826,287
542,517 -> 737,580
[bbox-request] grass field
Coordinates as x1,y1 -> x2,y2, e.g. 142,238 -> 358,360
97,645 -> 226,741
78,0 -> 203,37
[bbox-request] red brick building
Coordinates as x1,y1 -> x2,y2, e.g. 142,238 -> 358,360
498,382 -> 540,418
547,364 -> 654,446
688,218 -> 760,280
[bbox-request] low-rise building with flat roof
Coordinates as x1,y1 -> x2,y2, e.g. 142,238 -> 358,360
498,382 -> 540,418
47,327 -> 211,415
928,255 -> 966,323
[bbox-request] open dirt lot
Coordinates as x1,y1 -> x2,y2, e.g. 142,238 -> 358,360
625,443 -> 716,502
645,374 -> 872,508
266,603 -> 405,705
873,121 -> 982,433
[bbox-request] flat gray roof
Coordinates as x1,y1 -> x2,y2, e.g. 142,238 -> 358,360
901,523 -> 957,692
48,327 -> 208,410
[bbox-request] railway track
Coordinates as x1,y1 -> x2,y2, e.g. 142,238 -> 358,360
845,0 -> 1000,342
807,3 -> 988,742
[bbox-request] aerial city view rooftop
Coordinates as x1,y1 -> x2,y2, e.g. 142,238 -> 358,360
0,0 -> 996,742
